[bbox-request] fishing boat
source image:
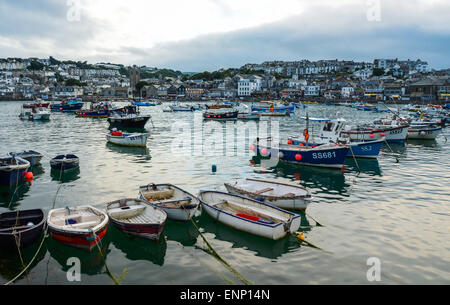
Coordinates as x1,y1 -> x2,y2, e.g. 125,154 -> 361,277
139,184 -> 200,221
251,103 -> 295,113
197,191 -> 301,240
289,117 -> 384,159
0,209 -> 46,250
0,156 -> 30,186
106,129 -> 149,147
23,101 -> 50,109
107,105 -> 151,128
341,123 -> 409,143
237,105 -> 261,120
19,106 -> 51,121
50,98 -> 84,112
47,206 -> 109,251
132,101 -> 153,107
203,110 -> 238,121
253,138 -> 349,169
50,155 -> 79,171
205,102 -> 233,110
9,150 -> 43,166
407,126 -> 442,140
106,198 -> 167,240
224,179 -> 313,210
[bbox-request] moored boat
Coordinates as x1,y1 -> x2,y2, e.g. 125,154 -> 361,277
197,191 -> 301,240
19,107 -> 51,121
407,126 -> 442,140
253,139 -> 349,169
224,178 -> 313,210
106,198 -> 167,240
139,184 -> 200,221
50,98 -> 84,112
50,154 -> 79,171
47,206 -> 109,251
106,129 -> 149,147
203,110 -> 238,121
9,150 -> 43,166
0,209 -> 46,250
0,156 -> 30,186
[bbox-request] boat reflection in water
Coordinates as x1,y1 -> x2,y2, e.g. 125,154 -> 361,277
109,225 -> 167,267
344,158 -> 382,176
0,237 -> 47,284
163,219 -> 200,247
196,213 -> 306,260
46,233 -> 111,278
0,182 -> 32,209
106,142 -> 151,158
50,167 -> 80,183
406,138 -> 439,148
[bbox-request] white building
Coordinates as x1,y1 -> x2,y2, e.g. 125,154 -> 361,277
238,76 -> 262,97
341,87 -> 355,97
304,85 -> 320,96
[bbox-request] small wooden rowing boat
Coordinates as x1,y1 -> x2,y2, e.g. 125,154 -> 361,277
203,110 -> 238,121
106,130 -> 149,147
139,184 -> 199,221
197,191 -> 301,240
0,209 -> 46,250
47,206 -> 109,251
50,154 -> 79,171
9,150 -> 43,166
224,178 -> 313,210
407,126 -> 442,140
0,156 -> 30,186
107,198 -> 167,240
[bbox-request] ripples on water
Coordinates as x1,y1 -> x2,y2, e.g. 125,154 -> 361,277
0,101 -> 449,285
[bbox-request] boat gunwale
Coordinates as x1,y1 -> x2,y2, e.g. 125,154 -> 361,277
197,190 -> 300,229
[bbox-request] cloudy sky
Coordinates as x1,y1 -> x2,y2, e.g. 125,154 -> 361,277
0,0 -> 449,71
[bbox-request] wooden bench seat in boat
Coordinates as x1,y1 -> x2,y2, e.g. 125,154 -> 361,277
108,205 -> 145,220
255,188 -> 274,195
65,221 -> 100,229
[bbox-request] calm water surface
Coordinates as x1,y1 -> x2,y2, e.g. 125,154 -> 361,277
0,101 -> 449,285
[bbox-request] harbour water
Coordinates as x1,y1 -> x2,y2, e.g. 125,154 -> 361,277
0,101 -> 449,285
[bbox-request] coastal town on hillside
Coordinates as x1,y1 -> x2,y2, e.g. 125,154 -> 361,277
0,57 -> 449,104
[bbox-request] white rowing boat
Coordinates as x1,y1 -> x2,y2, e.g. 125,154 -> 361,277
106,129 -> 149,147
224,178 -> 313,210
139,184 -> 199,221
198,191 -> 301,240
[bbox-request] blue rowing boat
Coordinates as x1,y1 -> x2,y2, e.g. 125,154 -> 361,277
0,156 -> 30,186
50,155 -> 79,171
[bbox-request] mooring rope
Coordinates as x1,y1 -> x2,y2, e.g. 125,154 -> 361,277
4,162 -> 64,285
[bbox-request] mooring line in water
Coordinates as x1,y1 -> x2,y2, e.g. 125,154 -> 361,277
383,140 -> 400,163
5,164 -> 65,286
348,145 -> 361,174
188,216 -> 253,285
305,212 -> 325,227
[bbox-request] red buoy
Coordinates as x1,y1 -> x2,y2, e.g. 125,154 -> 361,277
287,140 -> 293,145
261,148 -> 268,155
295,154 -> 302,161
370,134 -> 375,138
381,133 -> 386,137
25,172 -> 34,180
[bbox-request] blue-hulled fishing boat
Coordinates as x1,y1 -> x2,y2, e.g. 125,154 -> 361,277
252,103 -> 296,113
0,156 -> 30,186
50,155 -> 79,171
289,117 -> 384,159
253,138 -> 349,169
50,98 -> 84,112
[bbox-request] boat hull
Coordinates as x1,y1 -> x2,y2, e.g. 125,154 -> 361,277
198,191 -> 301,240
48,224 -> 108,251
289,139 -> 383,159
224,180 -> 312,211
108,116 -> 151,128
255,143 -> 349,169
203,111 -> 238,121
0,209 -> 46,250
342,125 -> 409,143
106,133 -> 149,147
110,220 -> 164,240
407,127 -> 442,140
0,156 -> 30,186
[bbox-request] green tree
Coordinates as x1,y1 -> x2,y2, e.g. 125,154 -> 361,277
65,78 -> 83,86
28,61 -> 44,71
135,81 -> 149,94
373,68 -> 385,77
